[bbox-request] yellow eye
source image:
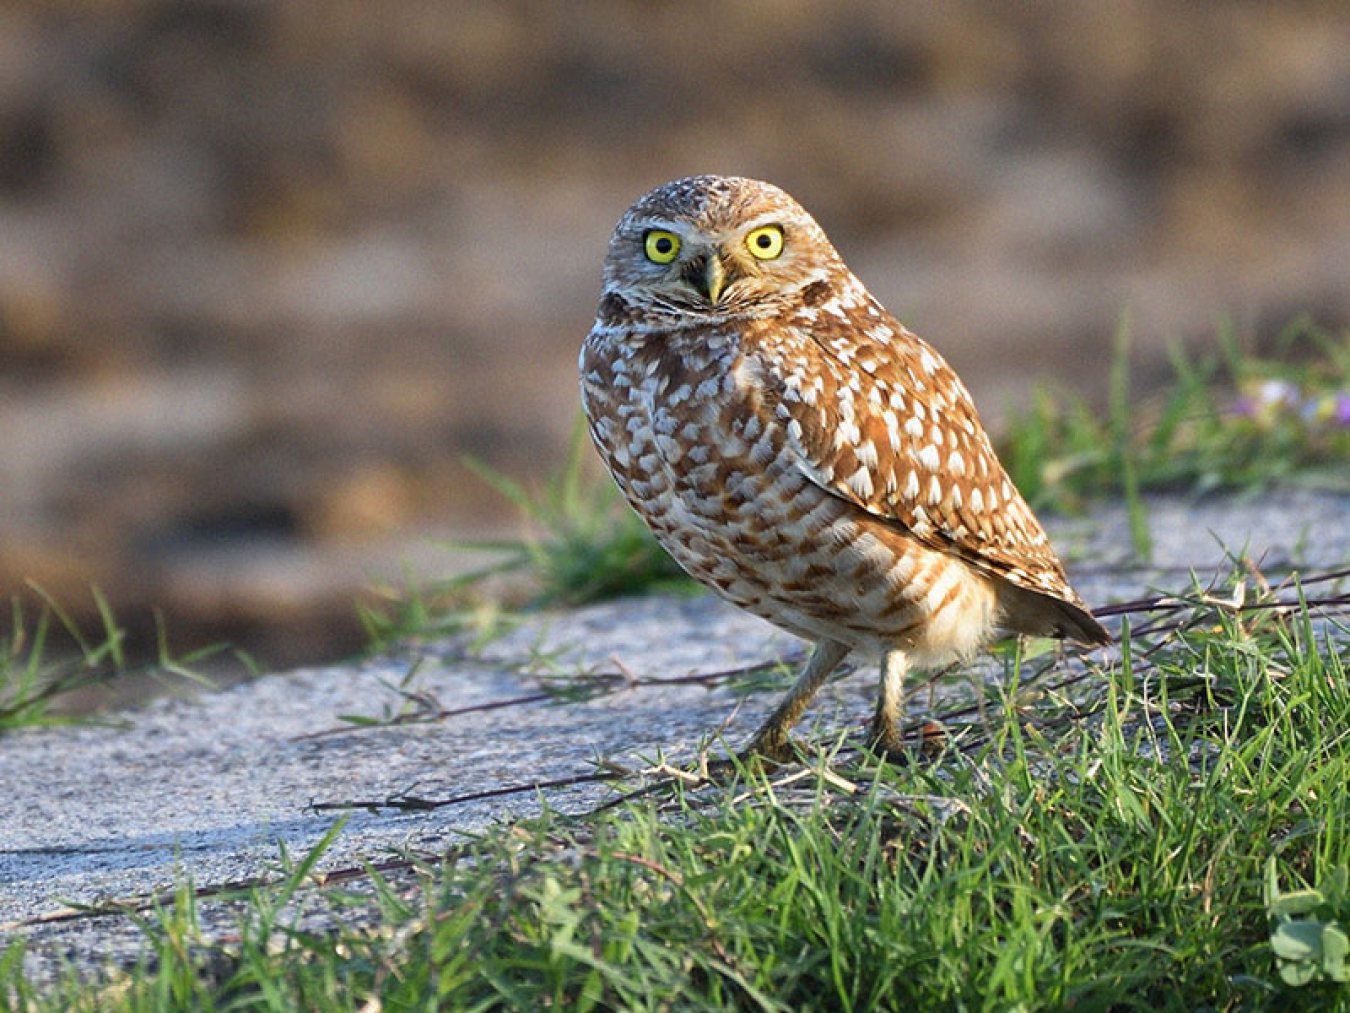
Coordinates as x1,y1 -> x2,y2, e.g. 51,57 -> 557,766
643,229 -> 681,264
745,224 -> 784,260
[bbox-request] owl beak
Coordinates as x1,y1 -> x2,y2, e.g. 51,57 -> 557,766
701,252 -> 728,305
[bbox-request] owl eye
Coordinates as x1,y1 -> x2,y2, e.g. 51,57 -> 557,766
643,229 -> 681,264
745,224 -> 785,260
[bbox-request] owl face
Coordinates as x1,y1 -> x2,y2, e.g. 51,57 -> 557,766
601,175 -> 842,320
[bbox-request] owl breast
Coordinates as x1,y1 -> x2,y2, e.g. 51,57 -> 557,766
580,321 -> 1001,666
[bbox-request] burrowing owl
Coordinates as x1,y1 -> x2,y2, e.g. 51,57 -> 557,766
580,175 -> 1109,760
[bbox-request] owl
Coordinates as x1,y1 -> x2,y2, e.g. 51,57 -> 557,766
579,175 -> 1109,760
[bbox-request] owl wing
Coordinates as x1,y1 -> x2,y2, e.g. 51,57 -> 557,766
746,292 -> 1093,616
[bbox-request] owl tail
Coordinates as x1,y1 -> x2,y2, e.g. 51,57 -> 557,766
997,581 -> 1112,646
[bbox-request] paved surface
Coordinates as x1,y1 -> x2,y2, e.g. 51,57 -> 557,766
3,489 -> 1348,983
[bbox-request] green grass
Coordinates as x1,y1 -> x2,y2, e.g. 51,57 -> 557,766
1002,319 -> 1350,532
0,593 -> 111,734
6,577 -> 1349,1008
0,587 -> 225,737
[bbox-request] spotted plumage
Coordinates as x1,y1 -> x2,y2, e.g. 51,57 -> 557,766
580,175 -> 1109,758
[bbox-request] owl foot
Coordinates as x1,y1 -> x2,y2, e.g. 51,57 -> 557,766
869,718 -> 952,762
867,718 -> 913,762
741,728 -> 804,766
864,729 -> 907,761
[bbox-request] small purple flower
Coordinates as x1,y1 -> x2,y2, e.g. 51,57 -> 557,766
1229,395 -> 1257,419
1334,392 -> 1350,428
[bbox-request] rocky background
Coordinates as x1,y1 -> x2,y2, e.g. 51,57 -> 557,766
1,1 -> 1347,671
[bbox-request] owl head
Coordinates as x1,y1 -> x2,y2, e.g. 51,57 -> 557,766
600,175 -> 844,321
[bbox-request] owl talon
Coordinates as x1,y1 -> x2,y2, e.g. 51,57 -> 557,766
866,725 -> 912,761
742,730 -> 801,765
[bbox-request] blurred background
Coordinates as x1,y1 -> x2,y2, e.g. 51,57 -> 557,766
1,1 -> 1347,673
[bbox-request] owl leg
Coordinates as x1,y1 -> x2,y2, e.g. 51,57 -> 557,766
745,639 -> 850,761
868,649 -> 910,755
